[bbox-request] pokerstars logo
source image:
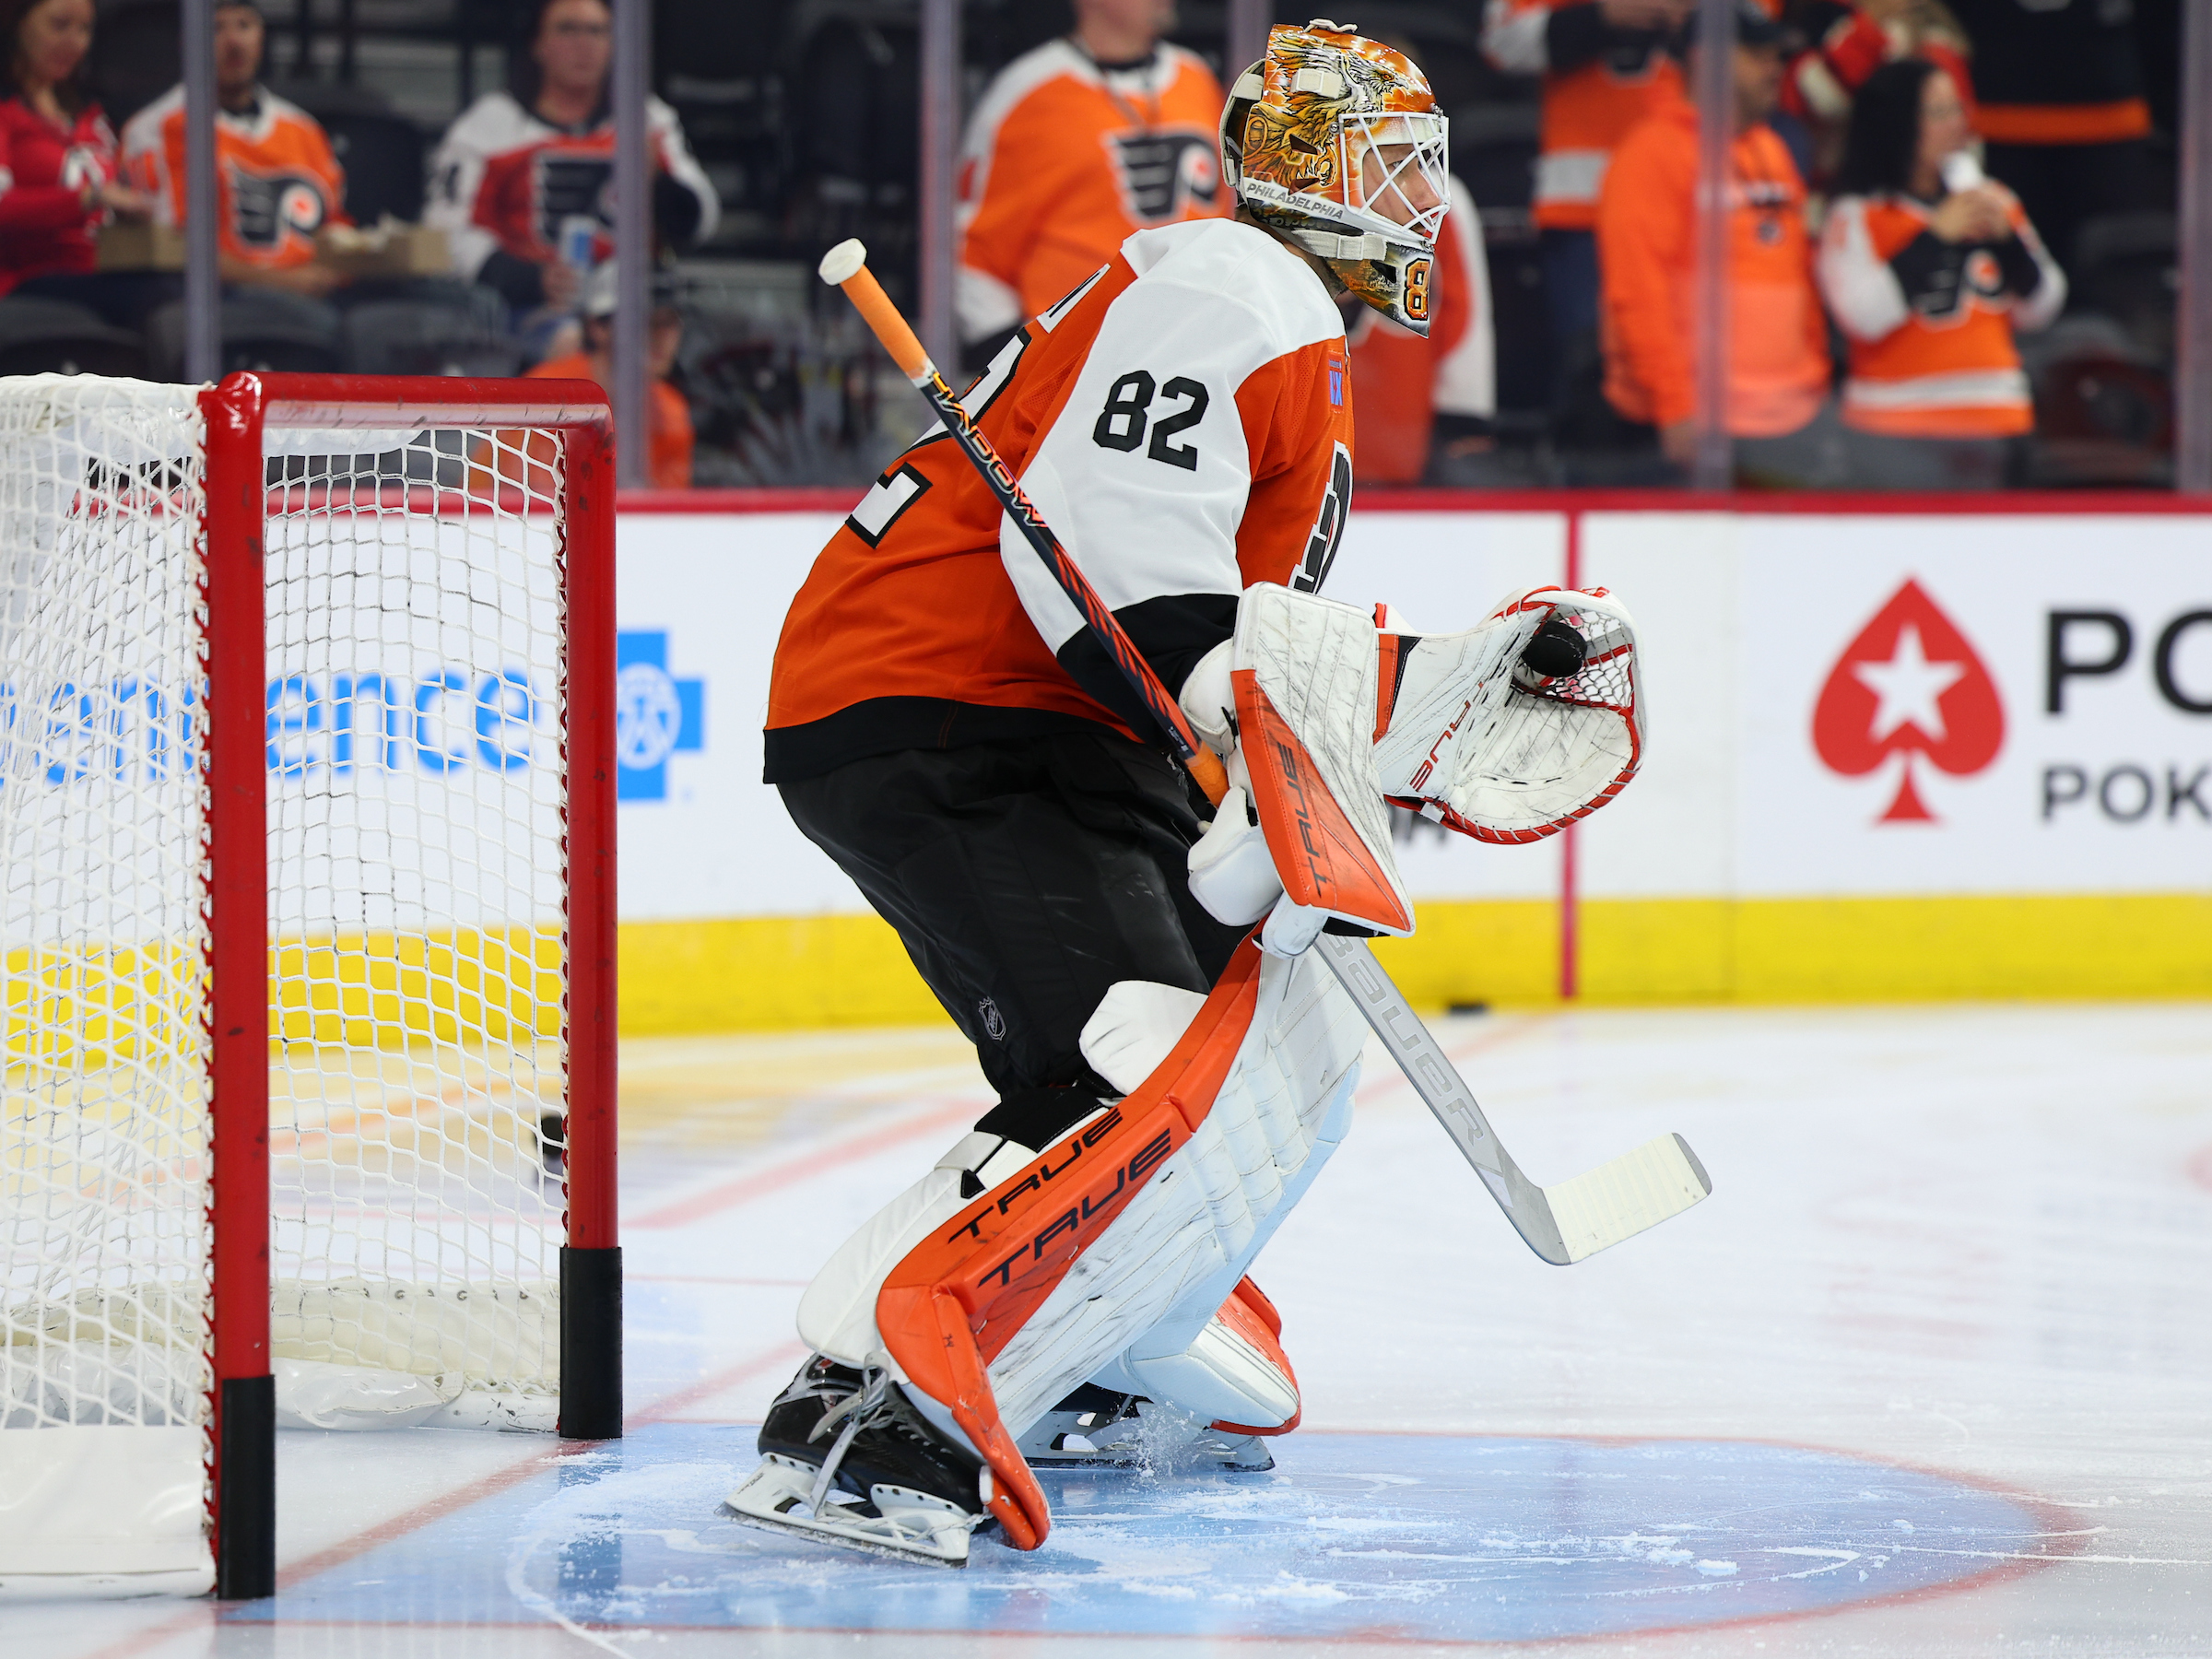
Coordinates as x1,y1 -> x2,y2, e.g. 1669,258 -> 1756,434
1812,579 -> 2004,823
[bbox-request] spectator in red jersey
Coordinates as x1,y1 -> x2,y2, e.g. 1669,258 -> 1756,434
1818,57 -> 2063,488
0,0 -> 154,300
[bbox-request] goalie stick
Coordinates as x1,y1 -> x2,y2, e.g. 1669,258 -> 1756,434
819,240 -> 1710,1265
1315,935 -> 1709,1263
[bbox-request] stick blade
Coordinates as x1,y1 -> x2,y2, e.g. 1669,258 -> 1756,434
1543,1133 -> 1712,1264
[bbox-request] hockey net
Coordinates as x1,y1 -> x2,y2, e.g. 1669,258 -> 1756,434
0,374 -> 616,1596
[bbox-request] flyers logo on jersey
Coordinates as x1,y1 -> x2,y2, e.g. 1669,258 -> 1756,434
229,165 -> 330,251
1813,579 -> 2004,823
1913,248 -> 2010,326
1106,130 -> 1219,224
531,153 -> 614,245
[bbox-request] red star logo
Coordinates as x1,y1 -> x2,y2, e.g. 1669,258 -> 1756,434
1812,579 -> 2004,822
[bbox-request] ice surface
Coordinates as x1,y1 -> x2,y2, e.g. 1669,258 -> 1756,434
207,1425 -> 2068,1642
10,1002 -> 2210,1657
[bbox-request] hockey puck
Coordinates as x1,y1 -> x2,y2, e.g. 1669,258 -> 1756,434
1520,618 -> 1587,680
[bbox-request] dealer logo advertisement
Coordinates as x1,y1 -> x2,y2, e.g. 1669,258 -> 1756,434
617,630 -> 704,803
1812,579 -> 2004,824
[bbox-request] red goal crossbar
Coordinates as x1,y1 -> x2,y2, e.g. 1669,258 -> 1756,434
199,373 -> 619,1599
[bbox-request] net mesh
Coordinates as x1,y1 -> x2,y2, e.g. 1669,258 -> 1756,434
3,377 -> 577,1448
2,380 -> 212,1431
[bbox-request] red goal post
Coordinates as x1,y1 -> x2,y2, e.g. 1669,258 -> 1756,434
206,375 -> 620,1598
0,373 -> 618,1602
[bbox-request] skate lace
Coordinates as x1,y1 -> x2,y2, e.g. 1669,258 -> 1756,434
803,1367 -> 891,1516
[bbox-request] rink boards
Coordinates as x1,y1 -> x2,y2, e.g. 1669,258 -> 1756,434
610,498 -> 2212,1025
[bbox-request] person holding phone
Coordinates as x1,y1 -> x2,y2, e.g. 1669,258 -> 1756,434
1818,57 -> 2064,488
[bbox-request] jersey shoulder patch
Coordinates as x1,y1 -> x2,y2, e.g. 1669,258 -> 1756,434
1117,219 -> 1342,357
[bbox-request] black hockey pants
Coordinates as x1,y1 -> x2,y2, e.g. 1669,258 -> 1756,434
778,732 -> 1248,1136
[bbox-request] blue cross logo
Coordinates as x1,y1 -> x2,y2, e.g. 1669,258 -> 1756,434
616,630 -> 703,803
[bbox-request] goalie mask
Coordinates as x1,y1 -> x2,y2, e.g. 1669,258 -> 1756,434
1220,19 -> 1450,334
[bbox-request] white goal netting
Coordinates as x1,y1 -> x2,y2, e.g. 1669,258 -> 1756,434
0,376 -> 583,1586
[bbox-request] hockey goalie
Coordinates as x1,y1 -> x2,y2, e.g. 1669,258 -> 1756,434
728,20 -> 1644,1566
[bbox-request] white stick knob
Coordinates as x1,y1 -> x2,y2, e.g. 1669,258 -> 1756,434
818,240 -> 868,286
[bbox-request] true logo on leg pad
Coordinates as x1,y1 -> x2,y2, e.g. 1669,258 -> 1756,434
876,941 -> 1271,1551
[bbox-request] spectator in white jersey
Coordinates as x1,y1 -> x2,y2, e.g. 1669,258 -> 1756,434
425,0 -> 716,330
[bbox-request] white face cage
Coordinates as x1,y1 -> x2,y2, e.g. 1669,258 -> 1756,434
1336,110 -> 1451,250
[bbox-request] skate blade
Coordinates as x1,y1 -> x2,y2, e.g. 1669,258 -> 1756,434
719,1455 -> 976,1569
1020,1426 -> 1275,1472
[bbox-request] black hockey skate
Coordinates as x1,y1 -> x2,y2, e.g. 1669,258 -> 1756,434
720,1355 -> 994,1567
1018,1382 -> 1276,1471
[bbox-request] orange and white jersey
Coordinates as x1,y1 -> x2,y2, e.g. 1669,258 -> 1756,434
956,40 -> 1227,344
424,90 -> 716,283
1818,190 -> 2065,438
1346,175 -> 1492,485
1481,0 -> 1684,231
121,86 -> 346,269
770,218 -> 1353,782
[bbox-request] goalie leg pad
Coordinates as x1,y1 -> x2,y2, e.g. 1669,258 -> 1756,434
873,936 -> 1363,1548
981,946 -> 1359,1439
880,947 -> 1362,1433
1089,1277 -> 1306,1433
797,1097 -> 1105,1368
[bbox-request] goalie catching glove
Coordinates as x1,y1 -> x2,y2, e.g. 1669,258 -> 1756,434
1182,582 -> 1644,945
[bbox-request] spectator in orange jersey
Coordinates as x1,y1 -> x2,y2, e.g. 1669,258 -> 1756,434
1818,58 -> 2063,488
1481,0 -> 1693,365
523,264 -> 692,488
121,0 -> 349,300
1347,174 -> 1494,485
955,0 -> 1225,362
0,0 -> 155,301
1597,1 -> 1841,485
